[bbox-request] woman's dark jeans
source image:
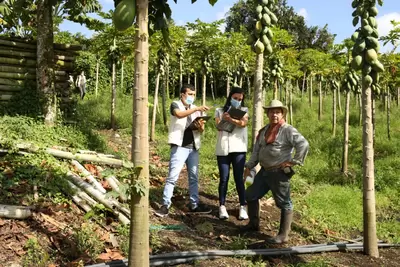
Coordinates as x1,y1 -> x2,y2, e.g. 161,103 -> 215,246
217,152 -> 246,206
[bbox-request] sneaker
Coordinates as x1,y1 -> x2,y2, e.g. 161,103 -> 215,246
154,205 -> 169,217
238,205 -> 249,220
219,205 -> 229,220
189,203 -> 212,214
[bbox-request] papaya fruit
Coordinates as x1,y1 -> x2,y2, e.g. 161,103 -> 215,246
254,40 -> 265,54
113,0 -> 136,31
365,48 -> 378,63
255,21 -> 263,33
362,11 -> 369,19
371,60 -> 384,72
363,75 -> 373,86
262,13 -> 271,26
265,44 -> 273,54
261,0 -> 269,5
261,35 -> 270,46
368,17 -> 377,28
351,55 -> 363,70
361,18 -> 369,27
256,5 -> 263,14
351,0 -> 359,8
271,69 -> 276,76
352,17 -> 359,27
372,29 -> 379,38
369,6 -> 378,16
351,31 -> 359,42
366,36 -> 379,51
266,28 -> 273,39
269,13 -> 278,24
263,6 -> 271,14
354,39 -> 366,54
363,64 -> 372,75
362,25 -> 373,35
370,70 -> 379,82
352,10 -> 358,17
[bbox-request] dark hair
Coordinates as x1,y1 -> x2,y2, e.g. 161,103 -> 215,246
180,83 -> 195,94
223,86 -> 245,112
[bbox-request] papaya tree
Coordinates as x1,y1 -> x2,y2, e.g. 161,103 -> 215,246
246,0 -> 279,145
112,0 -> 219,266
350,0 -> 385,257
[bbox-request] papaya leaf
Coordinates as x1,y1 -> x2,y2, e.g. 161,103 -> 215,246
208,0 -> 217,6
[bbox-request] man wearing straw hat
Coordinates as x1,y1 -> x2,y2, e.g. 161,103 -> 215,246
241,99 -> 309,244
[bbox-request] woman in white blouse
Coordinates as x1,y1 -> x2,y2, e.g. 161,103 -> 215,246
214,87 -> 249,220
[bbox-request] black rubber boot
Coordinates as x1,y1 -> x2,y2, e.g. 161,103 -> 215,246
240,200 -> 260,232
267,209 -> 293,244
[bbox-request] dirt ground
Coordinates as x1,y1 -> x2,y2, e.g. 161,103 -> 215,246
0,129 -> 399,267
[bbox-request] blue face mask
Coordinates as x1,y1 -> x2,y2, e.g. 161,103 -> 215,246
230,98 -> 241,108
185,95 -> 194,105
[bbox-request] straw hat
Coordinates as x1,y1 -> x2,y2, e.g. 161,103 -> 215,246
263,99 -> 288,115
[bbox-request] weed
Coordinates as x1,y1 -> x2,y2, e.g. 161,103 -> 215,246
228,235 -> 248,250
21,238 -> 51,267
72,223 -> 105,260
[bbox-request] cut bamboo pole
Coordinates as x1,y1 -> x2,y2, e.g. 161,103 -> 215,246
71,160 -> 106,194
0,204 -> 32,219
0,48 -> 74,61
0,57 -> 73,69
106,176 -> 128,202
66,172 -> 130,224
0,94 -> 12,101
0,84 -> 23,92
0,37 -> 82,51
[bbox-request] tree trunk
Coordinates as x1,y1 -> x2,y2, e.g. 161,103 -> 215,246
202,73 -> 206,107
194,72 -> 197,90
210,75 -> 215,101
387,87 -> 391,140
318,80 -> 322,120
309,75 -> 313,107
187,72 -> 190,84
361,80 -> 379,258
120,60 -> 125,92
226,74 -> 230,97
150,72 -> 160,142
161,76 -> 167,126
166,65 -> 170,99
95,60 -> 99,97
273,78 -> 278,99
37,0 -> 56,126
359,93 -> 362,126
301,72 -> 306,99
251,53 -> 264,147
128,0 -> 150,265
342,90 -> 350,173
179,58 -> 183,97
247,76 -> 251,96
239,75 -> 243,88
289,81 -> 293,125
397,87 -> 399,107
332,88 -> 337,136
337,87 -> 342,113
111,60 -> 116,130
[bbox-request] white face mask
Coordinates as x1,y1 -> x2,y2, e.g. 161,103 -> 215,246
230,98 -> 241,108
185,95 -> 194,105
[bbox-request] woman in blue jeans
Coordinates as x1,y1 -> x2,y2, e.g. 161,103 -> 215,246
214,87 -> 249,220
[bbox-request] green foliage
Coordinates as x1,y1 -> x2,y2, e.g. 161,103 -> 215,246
72,223 -> 105,260
22,238 -> 51,267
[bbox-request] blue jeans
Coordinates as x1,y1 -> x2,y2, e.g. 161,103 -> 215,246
245,168 -> 293,210
217,152 -> 246,206
162,145 -> 199,209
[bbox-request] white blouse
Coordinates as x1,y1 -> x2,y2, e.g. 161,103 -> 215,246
214,107 -> 248,156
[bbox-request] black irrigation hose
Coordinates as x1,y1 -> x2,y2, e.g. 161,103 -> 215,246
85,243 -> 400,267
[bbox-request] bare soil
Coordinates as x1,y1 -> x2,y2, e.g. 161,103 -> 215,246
0,129 -> 398,267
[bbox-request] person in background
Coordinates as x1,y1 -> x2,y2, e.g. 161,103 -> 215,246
241,99 -> 309,244
214,87 -> 249,220
155,84 -> 212,217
